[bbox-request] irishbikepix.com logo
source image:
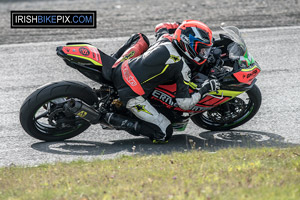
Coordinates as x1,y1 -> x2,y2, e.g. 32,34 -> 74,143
11,11 -> 96,28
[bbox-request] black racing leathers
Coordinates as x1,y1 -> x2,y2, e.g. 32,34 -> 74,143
112,34 -> 201,110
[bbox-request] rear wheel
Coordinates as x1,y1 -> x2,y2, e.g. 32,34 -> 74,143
191,84 -> 261,131
20,81 -> 98,141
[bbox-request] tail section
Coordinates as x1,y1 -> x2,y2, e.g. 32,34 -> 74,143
56,43 -> 116,83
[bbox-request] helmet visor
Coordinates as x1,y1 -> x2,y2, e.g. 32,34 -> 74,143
198,46 -> 212,59
186,43 -> 212,59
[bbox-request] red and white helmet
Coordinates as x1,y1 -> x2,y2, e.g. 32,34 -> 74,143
173,20 -> 213,65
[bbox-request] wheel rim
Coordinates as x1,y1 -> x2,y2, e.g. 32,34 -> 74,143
33,97 -> 87,136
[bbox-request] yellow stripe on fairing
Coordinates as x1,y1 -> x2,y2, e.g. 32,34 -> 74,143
142,65 -> 169,84
209,90 -> 244,97
67,54 -> 102,66
241,65 -> 258,72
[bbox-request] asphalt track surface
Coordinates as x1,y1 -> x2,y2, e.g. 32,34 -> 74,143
0,26 -> 300,167
1,0 -> 300,44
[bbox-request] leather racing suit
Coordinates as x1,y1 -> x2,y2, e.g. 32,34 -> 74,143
106,22 -> 219,142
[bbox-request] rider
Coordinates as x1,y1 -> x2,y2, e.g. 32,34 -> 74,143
105,20 -> 220,143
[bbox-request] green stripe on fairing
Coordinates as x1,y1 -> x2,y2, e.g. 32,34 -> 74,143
240,50 -> 255,66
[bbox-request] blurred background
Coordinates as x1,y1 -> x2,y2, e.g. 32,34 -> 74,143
1,0 -> 300,44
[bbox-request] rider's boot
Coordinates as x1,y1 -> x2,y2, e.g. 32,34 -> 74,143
150,124 -> 173,144
103,113 -> 172,143
103,113 -> 141,136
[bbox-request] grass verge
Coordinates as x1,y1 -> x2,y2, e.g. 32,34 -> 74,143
0,147 -> 300,200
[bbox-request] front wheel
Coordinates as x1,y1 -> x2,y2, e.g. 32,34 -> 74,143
191,84 -> 262,131
20,81 -> 98,141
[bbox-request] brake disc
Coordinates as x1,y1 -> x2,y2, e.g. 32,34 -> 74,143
207,97 -> 246,123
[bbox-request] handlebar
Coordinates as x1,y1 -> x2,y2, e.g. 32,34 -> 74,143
209,57 -> 239,81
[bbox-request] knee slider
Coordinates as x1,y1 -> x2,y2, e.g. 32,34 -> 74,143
165,124 -> 173,141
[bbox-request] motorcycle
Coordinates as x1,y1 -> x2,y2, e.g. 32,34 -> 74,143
19,26 -> 261,141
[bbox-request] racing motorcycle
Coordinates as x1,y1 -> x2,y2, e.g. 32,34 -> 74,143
19,26 -> 262,141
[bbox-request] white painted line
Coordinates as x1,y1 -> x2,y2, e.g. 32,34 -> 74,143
1,25 -> 300,48
239,25 -> 300,33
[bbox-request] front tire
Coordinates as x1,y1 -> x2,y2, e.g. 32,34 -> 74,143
191,84 -> 262,131
20,81 -> 98,141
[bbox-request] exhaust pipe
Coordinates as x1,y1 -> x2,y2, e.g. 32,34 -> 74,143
64,99 -> 100,124
64,99 -> 154,137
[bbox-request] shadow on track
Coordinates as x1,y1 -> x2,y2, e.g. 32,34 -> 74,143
31,130 -> 298,156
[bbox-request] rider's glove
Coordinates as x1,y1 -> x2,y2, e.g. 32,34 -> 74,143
155,22 -> 180,34
197,79 -> 220,95
203,79 -> 220,92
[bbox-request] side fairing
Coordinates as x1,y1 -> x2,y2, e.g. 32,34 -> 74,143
150,84 -> 244,113
233,65 -> 261,85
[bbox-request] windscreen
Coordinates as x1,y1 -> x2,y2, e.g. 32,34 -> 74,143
221,26 -> 247,60
222,26 -> 255,66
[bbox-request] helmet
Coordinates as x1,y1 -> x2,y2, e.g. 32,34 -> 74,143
173,20 -> 213,65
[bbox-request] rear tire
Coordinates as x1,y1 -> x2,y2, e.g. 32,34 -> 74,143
191,84 -> 262,131
20,81 -> 98,141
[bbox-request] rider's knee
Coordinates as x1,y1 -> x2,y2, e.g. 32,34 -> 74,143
129,33 -> 150,47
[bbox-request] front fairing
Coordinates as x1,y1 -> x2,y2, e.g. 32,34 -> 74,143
220,26 -> 261,85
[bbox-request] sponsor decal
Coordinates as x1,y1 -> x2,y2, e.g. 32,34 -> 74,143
152,90 -> 176,107
121,51 -> 135,62
170,55 -> 180,62
79,47 -> 90,56
152,90 -> 209,112
245,68 -> 259,79
134,105 -> 153,115
121,61 -> 145,96
77,111 -> 87,118
121,62 -> 137,87
234,66 -> 260,85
